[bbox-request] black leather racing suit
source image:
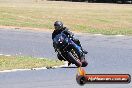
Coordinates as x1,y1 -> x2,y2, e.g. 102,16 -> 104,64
52,27 -> 81,50
52,27 -> 82,61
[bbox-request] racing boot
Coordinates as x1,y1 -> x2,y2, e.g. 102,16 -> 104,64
81,48 -> 88,54
76,42 -> 88,54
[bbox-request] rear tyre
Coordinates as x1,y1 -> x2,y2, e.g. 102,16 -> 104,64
57,53 -> 66,61
67,52 -> 82,67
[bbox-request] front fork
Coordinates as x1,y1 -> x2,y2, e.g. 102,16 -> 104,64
71,43 -> 83,60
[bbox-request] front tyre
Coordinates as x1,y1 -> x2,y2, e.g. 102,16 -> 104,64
81,60 -> 88,67
67,52 -> 82,67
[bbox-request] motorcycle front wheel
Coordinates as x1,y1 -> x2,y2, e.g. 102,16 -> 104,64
67,52 -> 82,67
81,59 -> 88,67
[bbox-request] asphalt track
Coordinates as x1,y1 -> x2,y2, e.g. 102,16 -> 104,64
0,28 -> 132,88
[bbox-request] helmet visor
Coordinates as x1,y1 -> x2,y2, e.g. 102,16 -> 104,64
55,26 -> 61,30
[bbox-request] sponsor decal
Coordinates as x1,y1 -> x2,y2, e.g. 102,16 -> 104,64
76,67 -> 131,85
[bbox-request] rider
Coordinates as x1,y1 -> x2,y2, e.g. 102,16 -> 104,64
52,21 -> 88,62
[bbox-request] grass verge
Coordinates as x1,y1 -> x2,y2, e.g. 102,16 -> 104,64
0,55 -> 64,71
0,0 -> 132,35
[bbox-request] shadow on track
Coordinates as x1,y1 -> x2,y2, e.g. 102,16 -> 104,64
61,66 -> 78,68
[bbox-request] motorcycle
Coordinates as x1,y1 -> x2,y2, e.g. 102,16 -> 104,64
53,31 -> 88,67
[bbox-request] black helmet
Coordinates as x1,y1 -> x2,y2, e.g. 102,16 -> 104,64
54,21 -> 63,30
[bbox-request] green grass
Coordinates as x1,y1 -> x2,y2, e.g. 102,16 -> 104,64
0,55 -> 64,71
0,0 -> 132,35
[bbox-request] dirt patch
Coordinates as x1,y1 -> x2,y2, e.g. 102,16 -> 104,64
0,25 -> 53,32
0,25 -> 83,35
